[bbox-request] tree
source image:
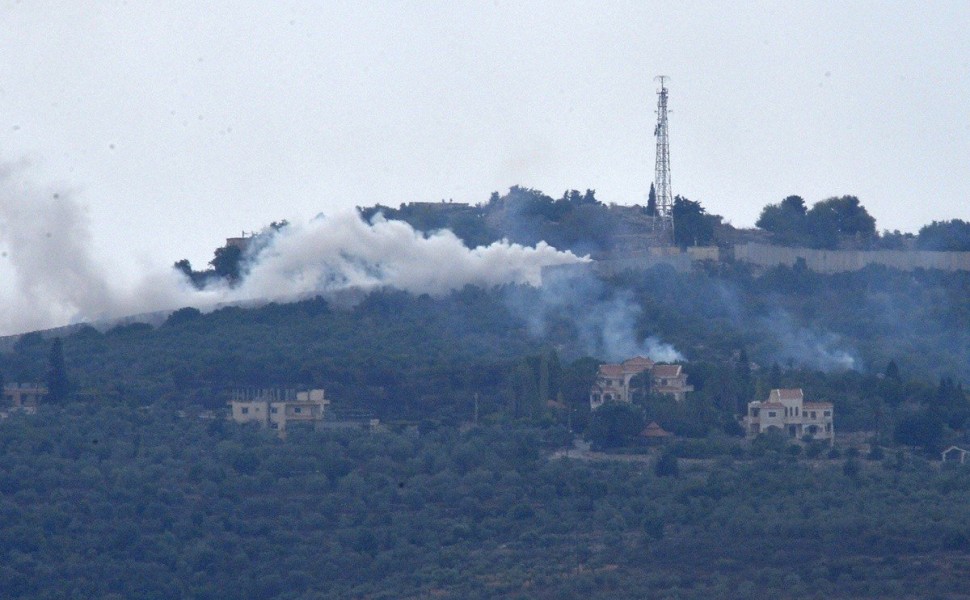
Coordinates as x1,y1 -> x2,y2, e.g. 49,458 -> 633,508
917,219 -> 970,251
210,245 -> 243,281
646,183 -> 657,216
586,402 -> 645,449
884,360 -> 900,381
164,307 -> 202,327
756,196 -> 808,244
893,410 -> 943,450
46,337 -> 70,404
805,196 -> 876,249
174,259 -> 193,278
672,196 -> 720,247
654,451 -> 679,477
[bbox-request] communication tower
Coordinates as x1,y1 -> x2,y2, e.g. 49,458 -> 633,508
652,76 -> 674,237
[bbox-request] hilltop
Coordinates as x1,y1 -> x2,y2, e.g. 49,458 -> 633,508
3,186 -> 970,598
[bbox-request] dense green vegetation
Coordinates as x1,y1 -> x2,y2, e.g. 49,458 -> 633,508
3,404 -> 970,599
755,195 -> 877,249
5,186 -> 970,597
4,261 -> 970,445
357,188 -> 970,255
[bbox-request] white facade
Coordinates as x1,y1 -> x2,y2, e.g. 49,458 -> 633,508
228,388 -> 329,434
744,389 -> 834,444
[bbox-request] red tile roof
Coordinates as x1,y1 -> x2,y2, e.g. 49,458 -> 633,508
598,364 -> 624,377
622,356 -> 655,371
640,421 -> 673,437
803,402 -> 833,410
770,388 -> 804,400
759,402 -> 785,409
652,364 -> 682,378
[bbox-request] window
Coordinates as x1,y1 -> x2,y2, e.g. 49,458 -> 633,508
271,407 -> 278,414
241,407 -> 249,414
824,411 -> 831,417
294,406 -> 302,414
767,411 -> 776,418
811,411 -> 816,419
751,408 -> 759,417
795,407 -> 799,416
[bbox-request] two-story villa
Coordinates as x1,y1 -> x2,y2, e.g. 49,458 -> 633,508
229,388 -> 329,435
744,388 -> 834,444
589,356 -> 693,410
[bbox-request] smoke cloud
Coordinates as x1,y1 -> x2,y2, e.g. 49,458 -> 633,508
758,310 -> 859,371
506,266 -> 685,363
236,212 -> 583,299
0,167 -> 587,335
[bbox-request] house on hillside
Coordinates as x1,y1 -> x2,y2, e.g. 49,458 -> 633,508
589,356 -> 693,411
1,383 -> 47,416
743,388 -> 834,444
228,388 -> 329,435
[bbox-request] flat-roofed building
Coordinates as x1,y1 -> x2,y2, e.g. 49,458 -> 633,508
228,388 -> 329,435
2,383 -> 47,415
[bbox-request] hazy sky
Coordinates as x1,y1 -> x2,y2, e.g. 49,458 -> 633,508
1,1 -> 968,278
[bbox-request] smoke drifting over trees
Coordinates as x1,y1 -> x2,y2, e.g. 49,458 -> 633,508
0,169 -> 586,336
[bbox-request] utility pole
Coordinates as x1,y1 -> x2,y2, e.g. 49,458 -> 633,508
652,76 -> 675,241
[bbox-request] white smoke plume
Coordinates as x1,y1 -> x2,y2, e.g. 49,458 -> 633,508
237,212 -> 583,299
759,309 -> 859,371
507,266 -> 685,363
0,167 -> 587,335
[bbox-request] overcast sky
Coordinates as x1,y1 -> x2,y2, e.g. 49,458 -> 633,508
1,1 -> 968,278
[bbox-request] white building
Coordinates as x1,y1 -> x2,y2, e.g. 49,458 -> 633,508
589,356 -> 693,411
229,388 -> 329,435
744,388 -> 834,444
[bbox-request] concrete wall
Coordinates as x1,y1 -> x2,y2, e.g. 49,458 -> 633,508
734,243 -> 970,273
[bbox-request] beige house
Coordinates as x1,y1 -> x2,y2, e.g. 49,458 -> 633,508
2,383 -> 47,415
589,356 -> 693,410
229,388 -> 329,435
744,388 -> 834,444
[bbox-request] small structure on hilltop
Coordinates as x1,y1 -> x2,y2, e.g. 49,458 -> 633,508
224,231 -> 257,251
941,446 -> 969,464
640,421 -> 673,445
228,388 -> 329,436
589,356 -> 693,411
744,388 -> 834,445
1,383 -> 47,416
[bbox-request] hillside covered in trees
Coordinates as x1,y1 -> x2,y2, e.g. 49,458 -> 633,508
3,186 -> 970,598
3,405 -> 970,599
4,259 -> 970,449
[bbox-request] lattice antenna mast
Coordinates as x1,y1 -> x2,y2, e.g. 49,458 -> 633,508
653,76 -> 674,236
